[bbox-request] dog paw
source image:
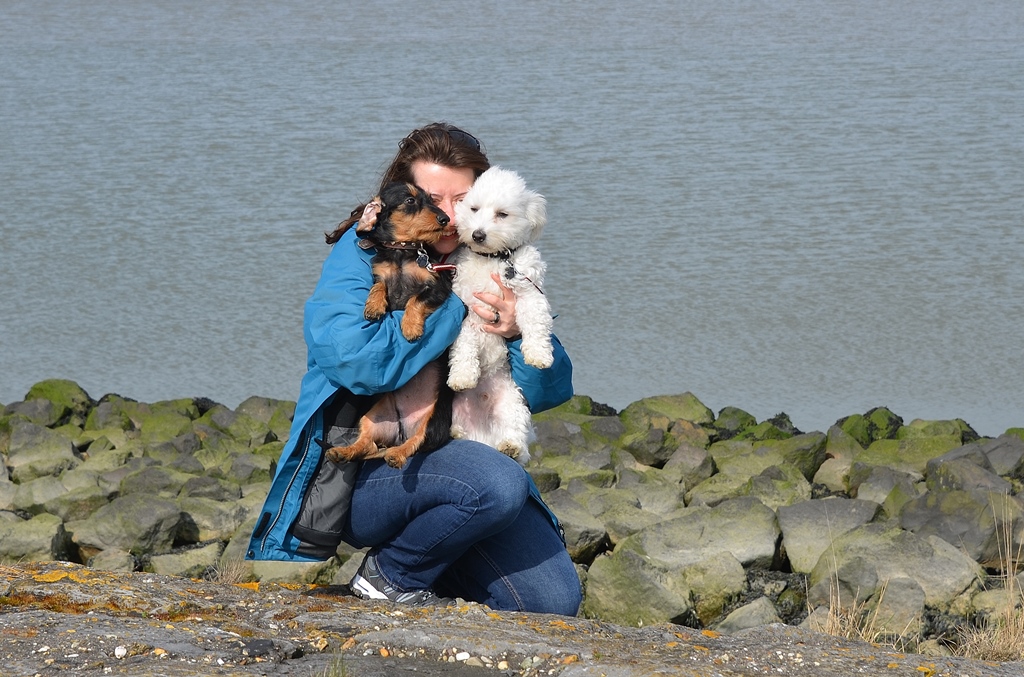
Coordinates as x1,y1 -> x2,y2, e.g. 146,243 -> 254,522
522,348 -> 554,369
383,448 -> 409,469
400,317 -> 425,342
326,446 -> 357,464
497,441 -> 529,463
450,424 -> 467,439
447,374 -> 479,391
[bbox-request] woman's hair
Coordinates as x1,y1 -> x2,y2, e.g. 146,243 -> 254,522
326,123 -> 490,244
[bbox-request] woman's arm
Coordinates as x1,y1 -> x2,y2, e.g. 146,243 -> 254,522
303,229 -> 466,395
506,334 -> 574,413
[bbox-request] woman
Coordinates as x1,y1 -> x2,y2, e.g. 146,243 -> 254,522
246,123 -> 581,616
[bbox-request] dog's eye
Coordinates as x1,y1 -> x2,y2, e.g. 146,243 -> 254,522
497,211 -> 508,219
405,197 -> 416,205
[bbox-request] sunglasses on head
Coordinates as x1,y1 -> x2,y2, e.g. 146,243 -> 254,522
403,124 -> 481,152
442,125 -> 481,151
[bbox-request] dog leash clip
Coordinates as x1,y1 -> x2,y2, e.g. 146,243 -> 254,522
416,246 -> 430,269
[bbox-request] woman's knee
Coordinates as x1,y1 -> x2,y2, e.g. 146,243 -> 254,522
428,440 -> 530,525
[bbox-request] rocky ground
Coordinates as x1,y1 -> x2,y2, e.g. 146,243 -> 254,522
2,561 -> 1022,677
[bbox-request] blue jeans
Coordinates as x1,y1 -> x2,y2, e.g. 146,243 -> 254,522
341,439 -> 582,616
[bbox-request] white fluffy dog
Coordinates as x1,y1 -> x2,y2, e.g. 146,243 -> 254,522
448,166 -> 553,464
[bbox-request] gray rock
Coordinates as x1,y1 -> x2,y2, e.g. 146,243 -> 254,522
618,497 -> 780,570
541,489 -> 610,563
777,498 -> 880,574
7,419 -> 79,482
581,549 -> 694,627
849,464 -> 921,505
178,496 -> 249,543
68,494 -> 184,559
899,489 -> 1023,567
13,476 -> 68,515
178,476 -> 242,501
0,513 -> 69,561
982,434 -> 1024,478
925,457 -> 1011,494
807,523 -> 982,613
87,548 -> 137,572
869,576 -> 926,636
148,541 -> 225,578
715,596 -> 782,634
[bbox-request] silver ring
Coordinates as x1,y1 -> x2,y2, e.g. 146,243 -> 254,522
492,310 -> 500,324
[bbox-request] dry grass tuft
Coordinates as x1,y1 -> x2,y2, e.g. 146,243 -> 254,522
955,495 -> 1024,662
206,558 -> 254,585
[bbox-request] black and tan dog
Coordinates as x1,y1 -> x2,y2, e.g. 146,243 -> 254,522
321,182 -> 455,468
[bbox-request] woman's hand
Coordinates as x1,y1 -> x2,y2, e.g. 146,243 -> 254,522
472,273 -> 521,339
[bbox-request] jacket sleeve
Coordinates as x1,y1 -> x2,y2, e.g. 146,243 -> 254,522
506,333 -> 574,413
304,229 -> 466,395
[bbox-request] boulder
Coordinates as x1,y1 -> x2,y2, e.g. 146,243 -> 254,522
853,434 -> 964,475
869,576 -> 926,637
538,489 -> 609,564
6,419 -> 79,482
837,408 -> 903,448
715,596 -> 782,634
708,433 -> 827,481
581,549 -> 695,627
618,393 -> 714,466
177,496 -> 249,543
742,463 -> 812,510
87,548 -> 137,572
68,494 -> 184,559
618,497 -> 780,571
777,498 -> 880,574
712,406 -> 757,439
982,434 -> 1024,478
24,379 -> 93,426
899,490 -> 1024,567
197,405 -> 275,448
235,395 -> 295,442
807,523 -> 983,613
148,541 -> 225,578
0,512 -> 70,561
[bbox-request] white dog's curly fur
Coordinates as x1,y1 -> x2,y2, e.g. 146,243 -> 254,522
448,166 -> 553,465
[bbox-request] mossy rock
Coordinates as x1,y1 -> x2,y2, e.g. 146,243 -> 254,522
84,395 -> 137,431
713,406 -> 757,439
582,549 -> 695,627
25,379 -> 93,426
838,407 -> 903,447
620,393 -> 715,428
235,396 -> 295,442
898,418 -> 978,444
196,405 -> 275,448
854,435 -> 964,475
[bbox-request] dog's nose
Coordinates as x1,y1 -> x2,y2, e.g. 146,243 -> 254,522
472,230 -> 486,244
437,213 -> 450,226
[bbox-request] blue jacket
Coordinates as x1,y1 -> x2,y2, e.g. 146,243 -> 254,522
246,228 -> 573,561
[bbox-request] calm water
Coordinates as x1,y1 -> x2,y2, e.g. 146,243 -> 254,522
2,1 -> 1023,437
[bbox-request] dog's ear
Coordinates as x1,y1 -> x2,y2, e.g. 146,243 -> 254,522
356,197 -> 383,234
525,190 -> 548,240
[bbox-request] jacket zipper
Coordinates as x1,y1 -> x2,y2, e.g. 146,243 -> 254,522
260,410 -> 319,554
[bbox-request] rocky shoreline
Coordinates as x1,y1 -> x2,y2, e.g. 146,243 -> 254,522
3,379 -> 1024,674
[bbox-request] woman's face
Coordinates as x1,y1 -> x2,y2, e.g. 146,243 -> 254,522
411,160 -> 475,255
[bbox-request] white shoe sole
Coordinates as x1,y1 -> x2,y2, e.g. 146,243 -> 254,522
350,573 -> 389,600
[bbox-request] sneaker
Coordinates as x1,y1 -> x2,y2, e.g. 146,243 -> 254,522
350,552 -> 454,607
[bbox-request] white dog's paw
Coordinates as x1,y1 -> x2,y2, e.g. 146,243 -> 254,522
450,424 -> 467,439
522,345 -> 554,369
497,441 -> 531,466
447,372 -> 479,391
